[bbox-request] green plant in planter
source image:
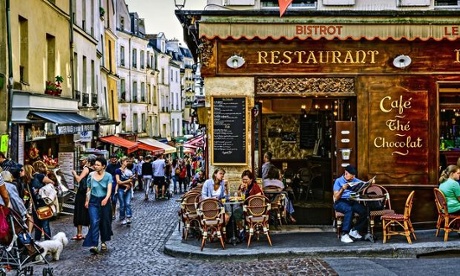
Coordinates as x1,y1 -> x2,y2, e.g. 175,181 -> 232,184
100,7 -> 105,18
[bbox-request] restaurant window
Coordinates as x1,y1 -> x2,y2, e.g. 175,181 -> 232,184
120,46 -> 125,66
19,16 -> 28,84
261,0 -> 317,8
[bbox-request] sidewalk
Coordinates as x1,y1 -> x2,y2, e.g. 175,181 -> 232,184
164,225 -> 460,260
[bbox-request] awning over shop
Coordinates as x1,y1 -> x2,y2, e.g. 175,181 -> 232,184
100,135 -> 138,154
137,142 -> 165,155
185,134 -> 204,148
200,22 -> 459,41
138,138 -> 177,154
28,111 -> 95,135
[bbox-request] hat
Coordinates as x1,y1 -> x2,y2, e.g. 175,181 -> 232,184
344,165 -> 357,176
110,154 -> 117,158
79,156 -> 87,161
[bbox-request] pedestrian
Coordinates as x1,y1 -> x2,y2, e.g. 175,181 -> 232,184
70,155 -> 95,241
172,158 -> 179,194
83,156 -> 113,254
0,152 -> 18,172
135,155 -> 144,191
31,161 -> 55,241
141,155 -> 154,200
178,161 -> 187,193
115,156 -> 134,225
21,164 -> 36,233
261,151 -> 274,179
152,153 -> 166,199
105,154 -> 120,220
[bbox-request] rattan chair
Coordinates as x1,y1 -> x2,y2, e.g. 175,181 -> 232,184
362,184 -> 395,235
382,190 -> 416,244
263,186 -> 286,227
243,195 -> 272,247
333,204 -> 360,239
433,188 -> 460,241
179,192 -> 201,240
196,198 -> 226,251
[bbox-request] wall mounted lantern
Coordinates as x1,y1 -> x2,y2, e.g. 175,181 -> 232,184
226,55 -> 245,69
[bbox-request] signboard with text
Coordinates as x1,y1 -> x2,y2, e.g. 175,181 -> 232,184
211,97 -> 248,165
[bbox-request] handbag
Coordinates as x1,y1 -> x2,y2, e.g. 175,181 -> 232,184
36,205 -> 53,220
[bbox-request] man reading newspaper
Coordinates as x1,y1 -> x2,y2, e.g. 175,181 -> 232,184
333,165 -> 375,243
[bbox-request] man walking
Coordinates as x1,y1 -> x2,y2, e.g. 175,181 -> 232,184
152,153 -> 166,199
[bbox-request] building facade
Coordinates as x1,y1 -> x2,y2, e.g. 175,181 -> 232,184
179,0 -> 460,226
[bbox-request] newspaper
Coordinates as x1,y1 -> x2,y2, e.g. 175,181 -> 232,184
347,176 -> 376,193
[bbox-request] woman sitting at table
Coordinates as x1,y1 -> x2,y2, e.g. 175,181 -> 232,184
439,164 -> 460,214
263,166 -> 296,224
201,168 -> 230,225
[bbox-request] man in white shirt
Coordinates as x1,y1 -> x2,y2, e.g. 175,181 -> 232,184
152,153 -> 166,199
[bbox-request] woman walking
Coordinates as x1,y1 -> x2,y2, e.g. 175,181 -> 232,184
31,161 -> 55,241
115,157 -> 134,225
70,155 -> 95,241
83,156 -> 113,254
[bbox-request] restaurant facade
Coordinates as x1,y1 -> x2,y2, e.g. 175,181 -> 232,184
178,7 -> 460,227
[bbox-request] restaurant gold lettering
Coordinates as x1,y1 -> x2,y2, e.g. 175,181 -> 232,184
257,50 -> 379,65
373,95 -> 423,156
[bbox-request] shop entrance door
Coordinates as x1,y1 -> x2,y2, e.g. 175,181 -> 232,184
253,97 -> 356,225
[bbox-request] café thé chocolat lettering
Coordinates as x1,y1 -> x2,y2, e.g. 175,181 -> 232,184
374,95 -> 423,156
257,50 -> 380,65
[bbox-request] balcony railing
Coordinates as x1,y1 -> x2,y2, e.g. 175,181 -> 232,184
91,94 -> 98,107
82,93 -> 90,106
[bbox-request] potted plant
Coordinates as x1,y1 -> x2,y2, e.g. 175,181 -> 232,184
55,75 -> 63,96
45,81 -> 57,95
100,7 -> 105,19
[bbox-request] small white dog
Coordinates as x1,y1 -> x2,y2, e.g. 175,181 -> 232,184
35,232 -> 69,263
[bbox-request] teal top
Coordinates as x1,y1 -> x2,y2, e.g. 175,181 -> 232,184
88,171 -> 112,198
439,178 -> 460,213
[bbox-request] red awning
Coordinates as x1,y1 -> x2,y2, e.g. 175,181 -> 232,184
99,135 -> 138,154
185,134 -> 204,148
137,142 -> 165,155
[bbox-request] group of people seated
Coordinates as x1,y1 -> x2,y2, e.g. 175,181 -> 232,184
193,165 -> 296,243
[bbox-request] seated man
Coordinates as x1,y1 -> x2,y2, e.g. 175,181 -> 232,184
333,165 -> 368,243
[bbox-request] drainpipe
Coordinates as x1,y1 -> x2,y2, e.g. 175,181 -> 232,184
6,0 -> 13,158
69,0 -> 75,98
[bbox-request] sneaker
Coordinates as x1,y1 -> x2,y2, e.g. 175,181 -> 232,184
126,218 -> 131,225
349,229 -> 362,239
121,219 -> 127,225
341,234 -> 354,243
112,215 -> 116,220
100,243 -> 107,251
89,246 -> 99,254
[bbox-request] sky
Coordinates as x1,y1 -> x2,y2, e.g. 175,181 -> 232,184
125,0 -> 208,44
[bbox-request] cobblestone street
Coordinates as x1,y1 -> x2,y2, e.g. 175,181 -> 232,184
24,191 -> 337,276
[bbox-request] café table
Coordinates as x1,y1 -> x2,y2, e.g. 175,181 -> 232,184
350,194 -> 386,243
224,197 -> 244,246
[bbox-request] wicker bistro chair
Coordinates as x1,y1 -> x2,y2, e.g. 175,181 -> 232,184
433,188 -> 460,241
382,191 -> 416,244
196,198 -> 226,251
179,192 -> 201,240
243,195 -> 273,247
263,187 -> 287,227
333,202 -> 360,239
362,184 -> 395,235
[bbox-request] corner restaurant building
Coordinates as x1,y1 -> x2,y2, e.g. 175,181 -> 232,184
179,9 -> 460,227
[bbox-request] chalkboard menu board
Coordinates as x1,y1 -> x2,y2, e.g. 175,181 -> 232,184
211,97 -> 247,165
300,116 -> 318,149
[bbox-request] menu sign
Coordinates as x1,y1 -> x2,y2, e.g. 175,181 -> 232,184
212,97 -> 247,165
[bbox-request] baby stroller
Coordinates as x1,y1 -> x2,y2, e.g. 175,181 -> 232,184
0,206 -> 54,276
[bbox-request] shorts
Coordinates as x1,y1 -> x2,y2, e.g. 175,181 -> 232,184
153,176 -> 165,188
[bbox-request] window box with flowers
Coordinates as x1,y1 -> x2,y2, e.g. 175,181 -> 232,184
45,75 -> 64,96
